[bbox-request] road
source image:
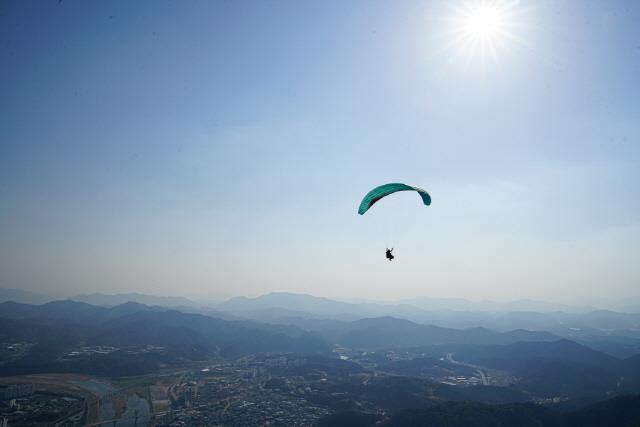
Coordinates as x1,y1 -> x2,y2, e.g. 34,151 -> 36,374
446,353 -> 490,385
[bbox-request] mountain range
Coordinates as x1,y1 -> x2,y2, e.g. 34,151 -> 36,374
0,298 -> 639,408
3,289 -> 640,357
4,288 -> 640,313
0,300 -> 328,375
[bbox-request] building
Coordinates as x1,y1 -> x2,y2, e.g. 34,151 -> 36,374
1,384 -> 34,400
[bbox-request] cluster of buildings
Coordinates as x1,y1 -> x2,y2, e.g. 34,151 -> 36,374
0,348 -> 516,426
441,375 -> 484,386
64,346 -> 118,359
63,344 -> 167,360
0,388 -> 84,427
152,356 -> 332,426
165,382 -> 330,426
0,384 -> 33,400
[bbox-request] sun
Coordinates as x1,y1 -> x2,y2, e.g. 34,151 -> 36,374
439,0 -> 525,66
462,4 -> 505,42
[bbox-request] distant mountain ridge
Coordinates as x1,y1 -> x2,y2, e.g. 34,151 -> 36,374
0,300 -> 330,376
221,292 -> 365,317
216,293 -> 640,356
3,288 -> 639,313
219,292 -> 600,315
315,316 -> 559,349
399,296 -> 596,313
0,288 -> 53,305
70,292 -> 198,307
3,290 -> 640,357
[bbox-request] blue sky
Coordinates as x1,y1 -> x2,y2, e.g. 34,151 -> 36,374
1,1 -> 639,305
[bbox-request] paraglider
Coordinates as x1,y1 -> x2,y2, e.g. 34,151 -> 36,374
358,183 -> 431,260
385,248 -> 394,261
358,183 -> 431,215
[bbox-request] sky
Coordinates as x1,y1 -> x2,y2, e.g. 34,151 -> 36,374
1,0 -> 639,306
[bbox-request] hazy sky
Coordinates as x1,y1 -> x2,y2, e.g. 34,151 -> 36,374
1,0 -> 639,305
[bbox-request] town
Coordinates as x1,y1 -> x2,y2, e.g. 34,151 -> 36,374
0,348 -> 509,426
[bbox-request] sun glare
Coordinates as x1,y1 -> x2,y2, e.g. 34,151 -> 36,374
439,0 -> 525,66
463,5 -> 504,41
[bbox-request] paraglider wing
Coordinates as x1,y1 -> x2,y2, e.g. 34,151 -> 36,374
358,183 -> 431,215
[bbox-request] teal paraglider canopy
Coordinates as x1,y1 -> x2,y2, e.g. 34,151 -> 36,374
358,183 -> 431,215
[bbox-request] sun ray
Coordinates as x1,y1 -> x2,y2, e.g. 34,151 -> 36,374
429,0 -> 535,69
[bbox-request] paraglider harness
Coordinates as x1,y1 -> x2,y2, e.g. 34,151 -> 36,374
386,248 -> 394,261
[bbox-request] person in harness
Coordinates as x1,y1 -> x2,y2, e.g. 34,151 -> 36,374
385,248 -> 394,261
